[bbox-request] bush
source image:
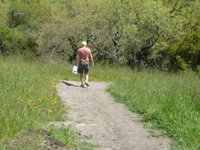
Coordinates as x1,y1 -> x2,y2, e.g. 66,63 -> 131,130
0,24 -> 38,57
0,24 -> 21,55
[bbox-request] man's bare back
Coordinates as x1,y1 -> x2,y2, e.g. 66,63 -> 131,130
77,47 -> 91,62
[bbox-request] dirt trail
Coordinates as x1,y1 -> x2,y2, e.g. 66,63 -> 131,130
55,80 -> 171,150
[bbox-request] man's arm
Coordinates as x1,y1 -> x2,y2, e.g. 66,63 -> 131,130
75,52 -> 79,66
90,51 -> 94,66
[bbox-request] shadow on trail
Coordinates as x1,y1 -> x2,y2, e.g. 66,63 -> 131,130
62,80 -> 80,87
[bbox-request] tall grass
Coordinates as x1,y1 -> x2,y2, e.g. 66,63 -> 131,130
0,56 -> 93,149
0,58 -> 199,150
0,57 -> 67,138
91,64 -> 200,150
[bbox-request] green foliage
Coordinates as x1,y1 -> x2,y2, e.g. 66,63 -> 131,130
7,0 -> 39,28
0,24 -> 21,55
0,1 -> 9,24
0,0 -> 200,71
162,0 -> 200,72
0,24 -> 38,57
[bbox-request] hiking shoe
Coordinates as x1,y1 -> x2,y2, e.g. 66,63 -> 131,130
80,84 -> 85,88
85,82 -> 90,86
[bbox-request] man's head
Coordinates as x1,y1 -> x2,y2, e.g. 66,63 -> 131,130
82,41 -> 87,46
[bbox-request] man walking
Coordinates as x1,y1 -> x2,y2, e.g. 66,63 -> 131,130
75,41 -> 94,88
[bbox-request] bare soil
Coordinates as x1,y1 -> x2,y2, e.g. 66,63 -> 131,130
54,80 -> 171,150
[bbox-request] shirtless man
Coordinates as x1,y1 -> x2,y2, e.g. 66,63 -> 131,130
75,41 -> 94,88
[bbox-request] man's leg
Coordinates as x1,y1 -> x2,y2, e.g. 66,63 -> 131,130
85,63 -> 90,86
85,74 -> 90,86
85,74 -> 89,83
78,62 -> 85,88
80,73 -> 84,87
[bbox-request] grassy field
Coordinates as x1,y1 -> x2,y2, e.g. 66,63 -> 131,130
91,64 -> 200,150
0,58 -> 199,149
0,57 -> 94,150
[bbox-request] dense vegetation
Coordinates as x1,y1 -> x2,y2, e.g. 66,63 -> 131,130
0,0 -> 200,71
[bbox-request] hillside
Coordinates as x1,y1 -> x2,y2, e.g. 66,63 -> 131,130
0,0 -> 200,71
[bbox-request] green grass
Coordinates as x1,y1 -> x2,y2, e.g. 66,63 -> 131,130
0,57 -> 65,137
91,65 -> 200,150
0,56 -> 94,149
112,74 -> 199,149
0,58 -> 199,150
47,127 -> 96,150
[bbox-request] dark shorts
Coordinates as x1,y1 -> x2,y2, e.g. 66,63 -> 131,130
78,61 -> 89,74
